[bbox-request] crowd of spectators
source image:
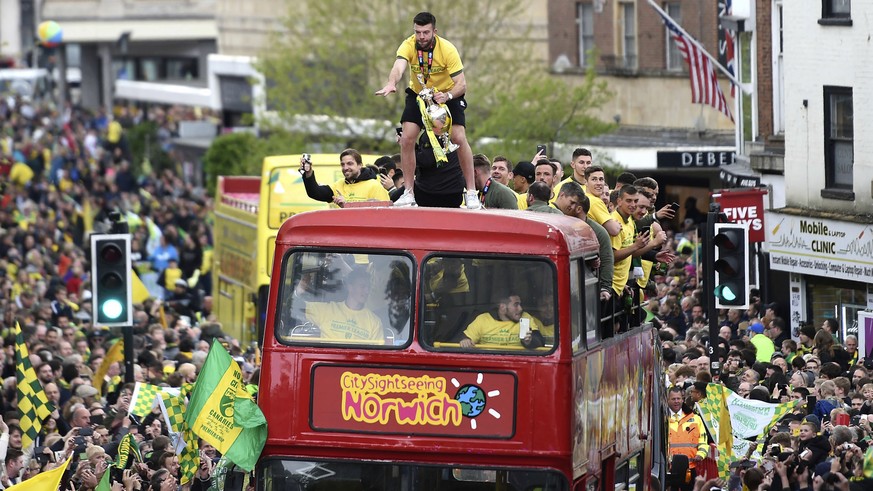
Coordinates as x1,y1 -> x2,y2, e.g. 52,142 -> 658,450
0,96 -> 256,490
661,270 -> 873,491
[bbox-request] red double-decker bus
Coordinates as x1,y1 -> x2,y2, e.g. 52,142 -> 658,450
257,208 -> 665,491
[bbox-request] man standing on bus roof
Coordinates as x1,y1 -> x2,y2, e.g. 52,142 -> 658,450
459,291 -> 545,350
300,149 -> 389,208
305,268 -> 385,342
375,11 -> 479,209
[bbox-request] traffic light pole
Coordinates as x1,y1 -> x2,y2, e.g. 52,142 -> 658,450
706,208 -> 719,380
110,217 -> 136,385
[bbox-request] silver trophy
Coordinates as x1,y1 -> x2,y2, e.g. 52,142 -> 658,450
418,85 -> 459,154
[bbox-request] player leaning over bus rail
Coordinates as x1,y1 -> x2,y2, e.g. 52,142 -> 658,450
300,148 -> 389,208
459,290 -> 545,350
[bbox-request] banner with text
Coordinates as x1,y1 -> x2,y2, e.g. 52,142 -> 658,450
726,391 -> 797,438
714,189 -> 767,242
766,212 -> 873,282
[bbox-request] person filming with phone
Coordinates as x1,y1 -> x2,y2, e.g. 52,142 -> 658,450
300,148 -> 389,208
459,290 -> 545,351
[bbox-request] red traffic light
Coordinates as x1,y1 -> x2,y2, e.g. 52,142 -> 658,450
100,244 -> 123,263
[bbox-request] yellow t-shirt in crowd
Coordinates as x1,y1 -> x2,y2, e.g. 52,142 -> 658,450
610,211 -> 636,295
397,35 -> 463,93
328,179 -> 390,208
586,192 -> 612,227
305,301 -> 384,342
516,192 -> 528,210
463,312 -> 543,347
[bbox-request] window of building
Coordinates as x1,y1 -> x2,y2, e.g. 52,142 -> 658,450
111,56 -> 201,82
823,86 -> 853,194
620,2 -> 637,68
665,3 -> 683,71
823,0 -> 851,17
576,3 -> 595,67
820,0 -> 852,25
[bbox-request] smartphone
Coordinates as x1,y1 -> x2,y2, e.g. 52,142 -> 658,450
806,395 -> 817,415
79,426 -> 94,437
638,226 -> 651,236
519,318 -> 531,339
299,154 -> 312,174
379,167 -> 389,176
536,144 -> 547,155
395,127 -> 402,137
670,202 -> 680,212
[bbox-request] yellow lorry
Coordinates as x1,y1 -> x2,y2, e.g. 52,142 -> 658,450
213,153 -> 385,344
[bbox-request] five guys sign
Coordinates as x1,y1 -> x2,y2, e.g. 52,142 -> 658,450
712,189 -> 767,242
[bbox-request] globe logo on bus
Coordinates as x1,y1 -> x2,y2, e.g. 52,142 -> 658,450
455,384 -> 486,418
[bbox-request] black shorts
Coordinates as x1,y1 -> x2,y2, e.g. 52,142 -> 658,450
401,88 -> 467,128
414,188 -> 463,208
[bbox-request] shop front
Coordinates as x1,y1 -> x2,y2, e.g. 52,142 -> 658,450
765,211 -> 873,345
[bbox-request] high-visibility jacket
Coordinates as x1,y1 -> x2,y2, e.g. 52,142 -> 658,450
668,411 -> 708,467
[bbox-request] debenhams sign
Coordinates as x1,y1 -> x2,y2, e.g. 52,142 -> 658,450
766,211 -> 873,282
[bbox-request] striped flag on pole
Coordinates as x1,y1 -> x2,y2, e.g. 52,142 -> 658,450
654,6 -> 734,121
15,322 -> 55,450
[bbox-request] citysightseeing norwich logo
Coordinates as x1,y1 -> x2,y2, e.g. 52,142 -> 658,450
315,368 -> 516,436
341,372 -> 463,427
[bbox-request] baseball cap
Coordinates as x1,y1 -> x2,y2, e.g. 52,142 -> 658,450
749,322 -> 765,334
175,279 -> 188,288
512,161 -> 535,184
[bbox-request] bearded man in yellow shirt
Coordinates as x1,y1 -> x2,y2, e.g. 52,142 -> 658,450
305,268 -> 385,343
460,291 -> 545,350
375,11 -> 478,209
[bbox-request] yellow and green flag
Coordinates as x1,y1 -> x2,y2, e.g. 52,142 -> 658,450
94,339 -> 124,397
697,383 -> 734,481
8,456 -> 71,491
159,390 -> 199,484
15,322 -> 55,450
184,340 -> 267,471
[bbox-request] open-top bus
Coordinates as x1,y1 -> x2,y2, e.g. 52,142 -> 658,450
258,207 -> 666,491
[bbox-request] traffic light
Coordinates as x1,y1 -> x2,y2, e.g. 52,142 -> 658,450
712,223 -> 750,309
90,234 -> 132,327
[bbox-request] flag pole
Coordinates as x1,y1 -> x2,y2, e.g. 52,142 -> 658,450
646,0 -> 745,91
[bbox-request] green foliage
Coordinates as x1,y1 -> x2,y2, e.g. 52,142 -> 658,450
257,0 -> 531,143
203,132 -> 258,193
475,67 -> 616,158
202,131 -> 312,196
127,122 -> 175,175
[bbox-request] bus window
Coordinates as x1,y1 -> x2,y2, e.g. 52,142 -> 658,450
570,260 -> 582,353
276,251 -> 413,347
421,256 -> 556,354
257,458 -> 569,491
584,259 -> 600,346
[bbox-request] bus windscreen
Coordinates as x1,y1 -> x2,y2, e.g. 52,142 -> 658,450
258,458 -> 569,491
276,251 -> 414,347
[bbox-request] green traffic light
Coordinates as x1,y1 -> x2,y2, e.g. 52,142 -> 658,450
715,285 -> 738,302
101,299 -> 124,319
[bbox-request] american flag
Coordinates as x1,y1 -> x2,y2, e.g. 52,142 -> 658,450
656,8 -> 734,122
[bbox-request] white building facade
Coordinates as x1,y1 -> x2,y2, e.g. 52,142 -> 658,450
767,0 -> 873,340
